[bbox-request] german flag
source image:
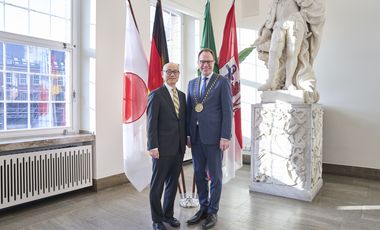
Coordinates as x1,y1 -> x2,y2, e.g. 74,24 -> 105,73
148,0 -> 169,91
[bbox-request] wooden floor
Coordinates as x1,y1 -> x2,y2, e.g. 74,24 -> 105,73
1,164 -> 380,230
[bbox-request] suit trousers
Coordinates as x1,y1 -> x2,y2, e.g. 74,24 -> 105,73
150,153 -> 183,222
191,126 -> 223,214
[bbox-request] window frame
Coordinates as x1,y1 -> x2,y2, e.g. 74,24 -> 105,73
0,0 -> 79,139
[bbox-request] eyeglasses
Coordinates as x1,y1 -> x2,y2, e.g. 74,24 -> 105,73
164,70 -> 180,75
199,60 -> 214,65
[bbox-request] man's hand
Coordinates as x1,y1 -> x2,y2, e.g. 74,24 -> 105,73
220,139 -> 230,151
149,149 -> 159,159
187,136 -> 191,148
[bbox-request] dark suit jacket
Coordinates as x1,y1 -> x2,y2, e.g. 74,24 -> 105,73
147,85 -> 187,156
186,73 -> 233,145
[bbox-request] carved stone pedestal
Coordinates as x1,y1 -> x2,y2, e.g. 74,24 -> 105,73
250,102 -> 323,201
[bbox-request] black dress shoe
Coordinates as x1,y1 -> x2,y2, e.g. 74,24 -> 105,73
202,214 -> 217,229
152,222 -> 166,230
187,210 -> 208,225
163,217 -> 180,227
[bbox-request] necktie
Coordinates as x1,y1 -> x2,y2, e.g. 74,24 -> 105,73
172,88 -> 180,118
200,77 -> 208,98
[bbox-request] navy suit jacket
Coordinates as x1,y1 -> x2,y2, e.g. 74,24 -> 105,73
186,73 -> 233,145
147,85 -> 187,156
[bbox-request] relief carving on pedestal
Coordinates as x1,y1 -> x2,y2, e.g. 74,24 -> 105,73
254,107 -> 308,188
311,106 -> 323,187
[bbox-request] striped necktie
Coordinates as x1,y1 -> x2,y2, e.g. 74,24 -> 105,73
172,88 -> 180,117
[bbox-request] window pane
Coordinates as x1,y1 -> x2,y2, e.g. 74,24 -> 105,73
5,0 -> 28,8
0,72 -> 3,100
51,17 -> 70,43
0,3 -> 4,31
52,103 -> 65,126
194,19 -> 200,73
30,103 -> 50,128
6,73 -> 27,101
30,11 -> 50,39
163,10 -> 171,40
0,102 -> 3,130
30,0 -> 50,14
0,42 -> 3,68
237,28 -> 261,150
168,13 -> 181,63
51,75 -> 65,101
242,119 -> 250,150
6,102 -> 28,129
30,75 -> 49,101
51,0 -> 71,19
241,84 -> 255,104
51,50 -> 66,75
30,46 -> 50,74
4,5 -> 28,35
6,43 -> 27,72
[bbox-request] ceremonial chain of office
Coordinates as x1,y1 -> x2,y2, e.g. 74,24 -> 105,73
193,75 -> 221,112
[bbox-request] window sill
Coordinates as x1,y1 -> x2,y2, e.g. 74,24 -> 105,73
0,133 -> 95,152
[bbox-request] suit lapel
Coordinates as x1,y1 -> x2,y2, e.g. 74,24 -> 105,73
160,86 -> 177,118
206,73 -> 217,92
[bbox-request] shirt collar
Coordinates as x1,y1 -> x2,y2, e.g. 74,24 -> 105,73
164,82 -> 176,92
201,72 -> 213,80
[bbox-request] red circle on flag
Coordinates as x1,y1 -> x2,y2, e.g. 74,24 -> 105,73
123,72 -> 148,124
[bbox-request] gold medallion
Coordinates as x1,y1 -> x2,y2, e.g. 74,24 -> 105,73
195,103 -> 203,112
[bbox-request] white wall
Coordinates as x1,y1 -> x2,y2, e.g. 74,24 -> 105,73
317,0 -> 380,169
91,0 -> 380,179
95,0 -> 124,179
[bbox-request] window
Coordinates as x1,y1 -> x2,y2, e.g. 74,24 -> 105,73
1,0 -> 71,42
150,4 -> 182,87
0,0 -> 76,135
237,28 -> 268,151
19,74 -> 27,85
162,10 -> 181,64
1,42 -> 70,131
32,75 -> 40,85
5,73 -> 11,84
194,19 -> 200,78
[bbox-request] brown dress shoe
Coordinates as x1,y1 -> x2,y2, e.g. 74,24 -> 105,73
186,210 -> 208,225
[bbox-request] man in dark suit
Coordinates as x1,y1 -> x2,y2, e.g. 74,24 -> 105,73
186,48 -> 233,229
147,62 -> 187,230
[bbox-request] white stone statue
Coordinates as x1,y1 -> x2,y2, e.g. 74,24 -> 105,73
254,0 -> 325,103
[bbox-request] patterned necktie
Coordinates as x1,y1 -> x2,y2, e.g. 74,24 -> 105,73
172,88 -> 180,118
200,77 -> 208,98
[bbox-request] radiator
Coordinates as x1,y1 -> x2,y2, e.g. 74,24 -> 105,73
0,145 -> 93,209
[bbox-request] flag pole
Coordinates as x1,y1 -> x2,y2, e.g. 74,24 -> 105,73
127,0 -> 139,32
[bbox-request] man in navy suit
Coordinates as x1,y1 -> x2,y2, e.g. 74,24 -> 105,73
147,63 -> 187,230
186,48 -> 233,229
